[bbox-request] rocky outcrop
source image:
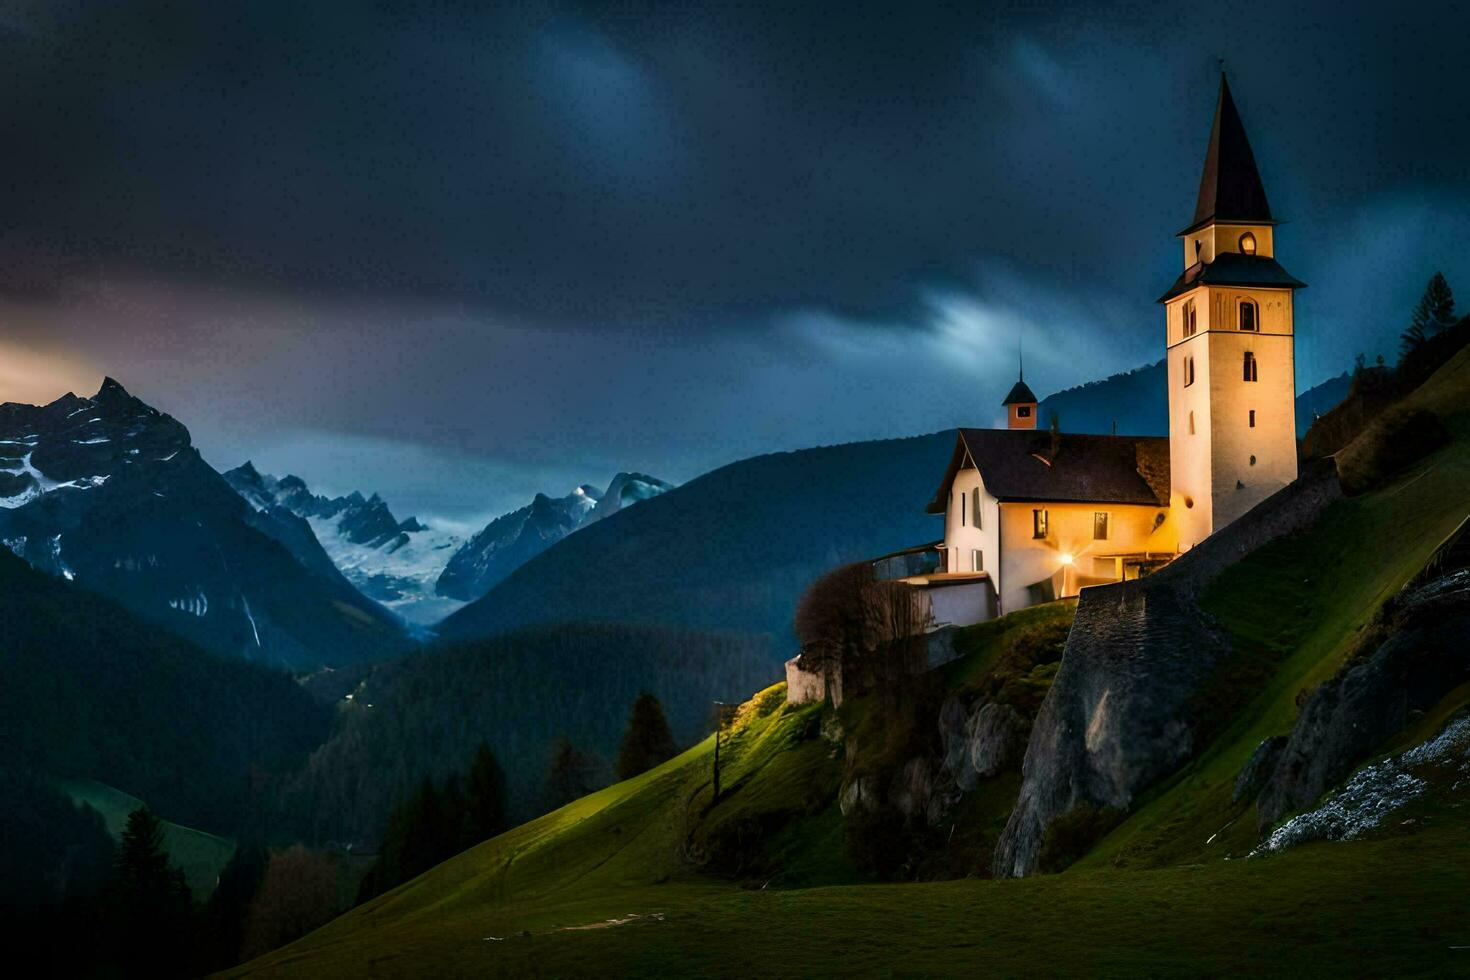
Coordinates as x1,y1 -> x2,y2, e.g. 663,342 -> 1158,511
939,697 -> 1029,791
1253,710 -> 1470,854
1252,561 -> 1470,829
994,461 -> 1344,877
1233,736 -> 1286,804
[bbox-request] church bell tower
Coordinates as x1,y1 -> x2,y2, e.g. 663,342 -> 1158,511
1161,76 -> 1304,551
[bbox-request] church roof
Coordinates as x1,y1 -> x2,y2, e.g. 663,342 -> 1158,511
924,429 -> 1171,513
1179,76 -> 1274,236
1156,251 -> 1307,303
1001,379 -> 1038,406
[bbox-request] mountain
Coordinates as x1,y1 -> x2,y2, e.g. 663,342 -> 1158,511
0,379 -> 406,669
222,467 -> 675,624
1036,358 -> 1351,438
435,472 -> 674,602
438,434 -> 953,649
224,463 -> 467,629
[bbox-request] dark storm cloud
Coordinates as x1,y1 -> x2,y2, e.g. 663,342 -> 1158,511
2,1 -> 1467,516
4,0 -> 1460,323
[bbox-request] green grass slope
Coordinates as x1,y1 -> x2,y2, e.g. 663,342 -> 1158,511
59,778 -> 235,898
229,693 -> 1470,978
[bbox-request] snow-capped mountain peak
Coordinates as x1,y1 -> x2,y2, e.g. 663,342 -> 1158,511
1,380 -> 406,668
434,472 -> 673,603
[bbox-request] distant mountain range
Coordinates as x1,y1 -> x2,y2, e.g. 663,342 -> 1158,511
0,380 -> 406,669
1036,358 -> 1351,438
224,462 -> 468,629
439,433 -> 954,652
224,465 -> 675,628
436,472 -> 674,602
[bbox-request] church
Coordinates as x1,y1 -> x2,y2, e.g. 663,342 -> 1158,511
897,75 -> 1305,631
794,73 -> 1304,694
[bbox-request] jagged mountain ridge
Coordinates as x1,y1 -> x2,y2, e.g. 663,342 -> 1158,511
222,466 -> 673,626
224,462 -> 467,629
0,379 -> 406,669
434,472 -> 674,602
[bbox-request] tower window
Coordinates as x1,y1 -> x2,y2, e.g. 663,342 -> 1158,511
1239,231 -> 1257,255
1033,509 -> 1049,539
1016,405 -> 1032,418
1240,300 -> 1258,331
1244,351 -> 1259,382
1249,409 -> 1256,427
1189,410 -> 1195,435
1183,299 -> 1197,338
960,488 -> 967,527
1093,512 -> 1110,541
1184,355 -> 1196,387
1249,454 -> 1257,466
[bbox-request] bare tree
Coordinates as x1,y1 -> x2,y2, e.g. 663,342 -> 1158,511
794,562 -> 928,707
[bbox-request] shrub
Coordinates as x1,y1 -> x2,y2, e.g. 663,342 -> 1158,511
1337,407 -> 1450,495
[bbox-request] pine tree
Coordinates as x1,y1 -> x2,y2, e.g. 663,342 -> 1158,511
545,737 -> 600,810
462,743 -> 508,846
1402,271 -> 1456,354
109,808 -> 195,978
615,692 -> 678,781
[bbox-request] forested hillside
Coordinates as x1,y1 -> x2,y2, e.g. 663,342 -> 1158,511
0,548 -> 330,834
275,622 -> 776,843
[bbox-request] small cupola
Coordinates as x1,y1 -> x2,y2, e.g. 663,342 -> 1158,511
1002,377 -> 1039,430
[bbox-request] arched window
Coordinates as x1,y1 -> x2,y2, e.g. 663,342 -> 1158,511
1239,299 -> 1258,331
1184,355 -> 1196,387
1243,351 -> 1259,382
1188,410 -> 1195,434
1183,299 -> 1197,337
1239,231 -> 1257,255
972,488 -> 981,529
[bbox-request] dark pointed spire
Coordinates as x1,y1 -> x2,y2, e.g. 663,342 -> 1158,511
1181,74 -> 1273,234
1001,378 -> 1037,407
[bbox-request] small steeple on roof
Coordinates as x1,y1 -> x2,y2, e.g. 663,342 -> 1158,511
1180,75 -> 1274,235
1001,379 -> 1037,407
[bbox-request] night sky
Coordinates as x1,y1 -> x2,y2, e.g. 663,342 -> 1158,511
2,1 -> 1467,523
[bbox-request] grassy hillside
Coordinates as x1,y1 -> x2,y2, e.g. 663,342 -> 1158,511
231,686 -> 1470,978
58,779 -> 235,898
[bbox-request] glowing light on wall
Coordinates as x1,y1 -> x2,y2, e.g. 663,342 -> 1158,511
1059,553 -> 1075,565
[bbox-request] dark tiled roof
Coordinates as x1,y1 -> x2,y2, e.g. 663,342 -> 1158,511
1180,75 -> 1274,235
1002,379 -> 1038,406
925,429 -> 1171,513
1156,252 -> 1306,303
